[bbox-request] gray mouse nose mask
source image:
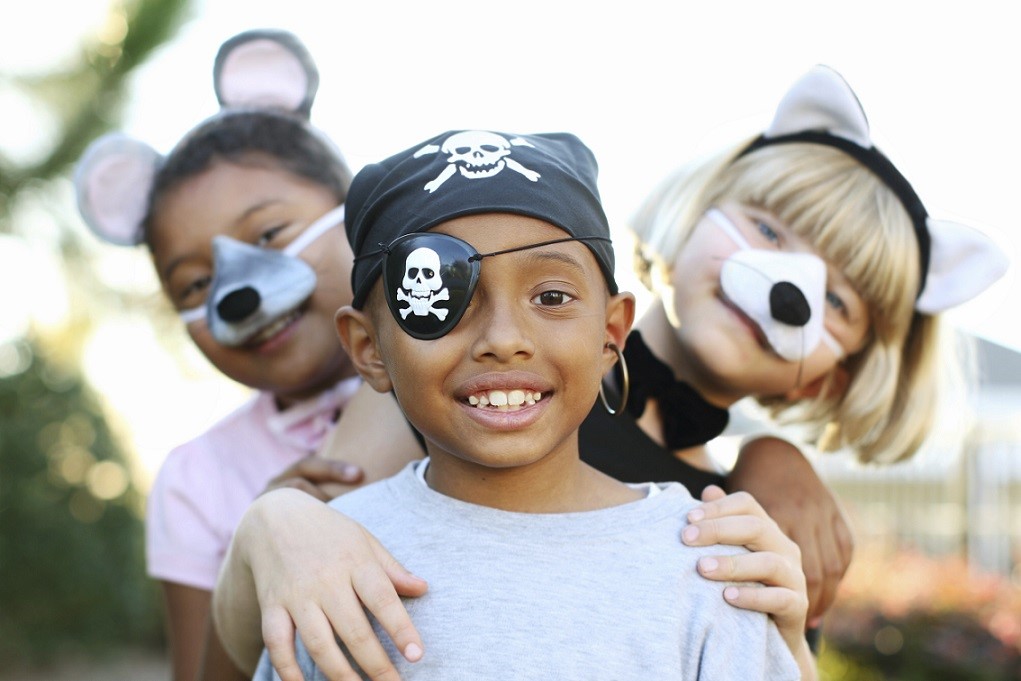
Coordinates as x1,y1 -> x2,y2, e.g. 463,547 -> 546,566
179,204 -> 345,347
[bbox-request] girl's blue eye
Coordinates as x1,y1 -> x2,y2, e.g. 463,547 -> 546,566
826,290 -> 847,313
757,220 -> 780,245
533,290 -> 574,307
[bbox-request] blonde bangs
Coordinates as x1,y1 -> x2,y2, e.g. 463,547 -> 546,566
634,142 -> 950,464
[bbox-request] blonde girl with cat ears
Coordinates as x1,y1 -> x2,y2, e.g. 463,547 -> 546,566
630,64 -> 1007,466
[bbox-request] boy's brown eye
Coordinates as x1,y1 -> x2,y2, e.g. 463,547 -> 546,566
180,275 -> 212,303
534,290 -> 573,306
257,224 -> 287,247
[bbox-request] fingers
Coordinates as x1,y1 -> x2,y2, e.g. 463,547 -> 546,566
262,606 -> 305,681
696,548 -> 804,594
718,584 -> 808,631
268,455 -> 365,488
266,477 -> 334,502
689,490 -> 768,525
325,590 -> 402,681
683,512 -> 790,556
264,456 -> 366,501
363,531 -> 427,658
366,531 -> 429,599
700,484 -> 727,503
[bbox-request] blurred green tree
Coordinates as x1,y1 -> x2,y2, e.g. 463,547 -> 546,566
0,338 -> 161,667
0,0 -> 192,669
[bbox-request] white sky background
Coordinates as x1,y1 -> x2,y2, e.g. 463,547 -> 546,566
2,0 -> 1020,482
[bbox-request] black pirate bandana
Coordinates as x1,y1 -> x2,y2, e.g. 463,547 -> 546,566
347,130 -> 617,337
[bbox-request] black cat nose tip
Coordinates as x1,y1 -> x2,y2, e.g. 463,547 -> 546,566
216,286 -> 261,322
770,281 -> 811,327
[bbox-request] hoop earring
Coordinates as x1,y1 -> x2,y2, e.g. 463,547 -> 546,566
599,342 -> 629,417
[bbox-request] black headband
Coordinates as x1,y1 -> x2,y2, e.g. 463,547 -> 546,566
738,131 -> 932,297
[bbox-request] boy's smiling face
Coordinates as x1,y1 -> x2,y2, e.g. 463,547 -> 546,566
339,213 -> 633,481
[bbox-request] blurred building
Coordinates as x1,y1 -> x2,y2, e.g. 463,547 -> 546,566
815,334 -> 1021,579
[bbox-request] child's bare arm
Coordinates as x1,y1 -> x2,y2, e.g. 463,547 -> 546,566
682,486 -> 817,680
315,382 -> 425,495
213,489 -> 428,679
261,384 -> 424,501
726,436 -> 855,625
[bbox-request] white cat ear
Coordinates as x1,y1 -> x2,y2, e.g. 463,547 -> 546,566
916,218 -> 1010,313
74,133 -> 161,246
213,29 -> 319,118
765,64 -> 872,148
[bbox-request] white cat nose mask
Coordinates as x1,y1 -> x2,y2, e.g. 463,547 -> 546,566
709,208 -> 844,362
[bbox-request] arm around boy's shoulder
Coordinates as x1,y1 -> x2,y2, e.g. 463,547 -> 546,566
651,484 -> 801,680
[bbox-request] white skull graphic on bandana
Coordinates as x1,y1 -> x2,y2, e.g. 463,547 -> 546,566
414,131 -> 541,193
395,247 -> 450,320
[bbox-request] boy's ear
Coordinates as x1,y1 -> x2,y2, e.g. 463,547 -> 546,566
784,363 -> 850,402
335,306 -> 393,393
604,291 -> 636,359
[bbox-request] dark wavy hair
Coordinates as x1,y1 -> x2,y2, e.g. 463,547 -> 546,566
142,110 -> 352,245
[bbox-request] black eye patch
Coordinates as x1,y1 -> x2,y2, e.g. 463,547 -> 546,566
374,232 -> 612,340
381,233 -> 481,340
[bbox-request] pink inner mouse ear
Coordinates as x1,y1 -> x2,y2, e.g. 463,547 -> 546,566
213,29 -> 319,118
74,133 -> 162,247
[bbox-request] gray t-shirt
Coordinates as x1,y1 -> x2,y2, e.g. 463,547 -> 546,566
255,461 -> 799,680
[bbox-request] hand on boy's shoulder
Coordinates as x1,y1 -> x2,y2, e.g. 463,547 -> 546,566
262,454 -> 365,502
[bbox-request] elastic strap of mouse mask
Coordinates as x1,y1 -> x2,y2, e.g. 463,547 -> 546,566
358,232 -> 612,340
180,204 -> 347,326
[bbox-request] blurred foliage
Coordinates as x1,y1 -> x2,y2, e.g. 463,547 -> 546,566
0,0 -> 192,669
818,548 -> 1021,680
0,338 -> 162,668
0,0 -> 192,221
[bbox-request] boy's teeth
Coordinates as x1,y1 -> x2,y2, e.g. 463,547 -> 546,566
468,389 -> 544,410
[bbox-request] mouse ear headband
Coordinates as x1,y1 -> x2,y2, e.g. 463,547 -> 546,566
737,65 -> 1009,314
74,28 -> 321,247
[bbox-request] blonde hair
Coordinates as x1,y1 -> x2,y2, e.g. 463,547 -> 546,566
632,141 -> 964,464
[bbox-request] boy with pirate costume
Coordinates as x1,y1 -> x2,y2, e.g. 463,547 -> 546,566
251,130 -> 804,680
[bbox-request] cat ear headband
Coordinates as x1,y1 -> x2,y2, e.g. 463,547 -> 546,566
737,64 -> 1009,314
74,28 -> 321,247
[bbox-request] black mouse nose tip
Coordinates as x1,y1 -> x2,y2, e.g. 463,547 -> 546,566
770,281 -> 811,327
216,286 -> 261,323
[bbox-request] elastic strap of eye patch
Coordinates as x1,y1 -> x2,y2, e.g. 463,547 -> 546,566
355,235 -> 612,262
738,132 -> 931,298
469,236 -> 612,261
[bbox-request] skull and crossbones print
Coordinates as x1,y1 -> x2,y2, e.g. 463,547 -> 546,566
395,246 -> 450,320
414,131 -> 541,193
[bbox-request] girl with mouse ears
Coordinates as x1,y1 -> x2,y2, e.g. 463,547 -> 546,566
74,29 -> 369,681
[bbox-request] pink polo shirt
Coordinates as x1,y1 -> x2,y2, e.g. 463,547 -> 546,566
145,379 -> 359,591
